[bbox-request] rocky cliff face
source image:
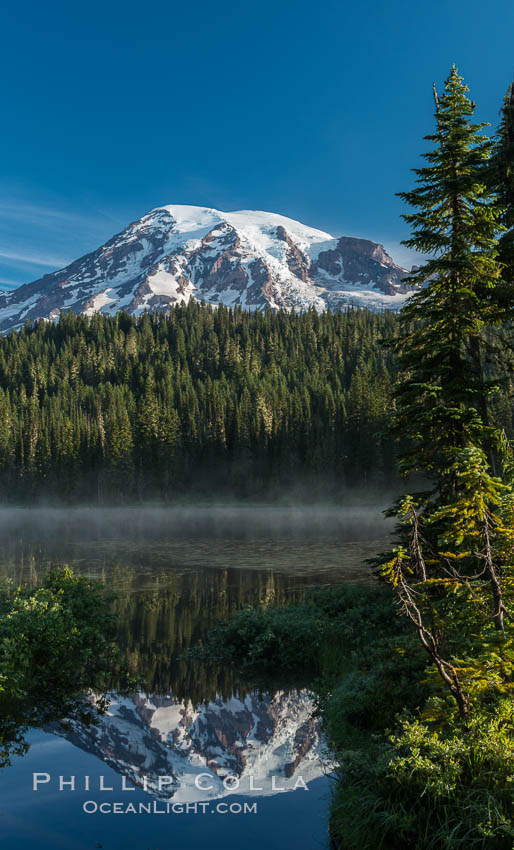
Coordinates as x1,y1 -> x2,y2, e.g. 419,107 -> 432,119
0,205 -> 412,332
58,689 -> 328,802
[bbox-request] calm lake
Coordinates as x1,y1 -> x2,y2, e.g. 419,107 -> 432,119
0,506 -> 391,850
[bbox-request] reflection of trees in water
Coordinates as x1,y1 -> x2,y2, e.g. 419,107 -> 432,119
0,551 -> 326,705
114,565 -> 321,702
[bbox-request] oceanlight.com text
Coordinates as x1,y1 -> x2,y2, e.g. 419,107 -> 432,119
82,800 -> 258,815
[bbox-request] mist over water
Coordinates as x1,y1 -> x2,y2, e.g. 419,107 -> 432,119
0,504 -> 393,586
0,502 -> 392,539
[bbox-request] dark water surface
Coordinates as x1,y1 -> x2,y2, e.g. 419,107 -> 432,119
0,506 -> 391,850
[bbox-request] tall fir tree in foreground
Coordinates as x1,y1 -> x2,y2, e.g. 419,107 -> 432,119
393,65 -> 505,484
344,65 -> 514,846
381,67 -> 514,719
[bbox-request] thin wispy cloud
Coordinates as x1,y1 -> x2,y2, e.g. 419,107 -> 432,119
0,249 -> 71,268
0,201 -> 85,224
0,199 -> 126,230
0,196 -> 127,286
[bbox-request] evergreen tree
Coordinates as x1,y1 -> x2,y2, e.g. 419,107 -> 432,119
394,65 -> 505,485
382,67 -> 514,719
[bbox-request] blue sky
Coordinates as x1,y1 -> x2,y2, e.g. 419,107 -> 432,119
0,0 -> 512,287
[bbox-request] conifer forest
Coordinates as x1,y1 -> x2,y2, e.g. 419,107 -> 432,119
0,305 -> 404,501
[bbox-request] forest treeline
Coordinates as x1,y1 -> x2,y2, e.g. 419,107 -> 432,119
1,301 -> 512,503
0,303 -> 411,502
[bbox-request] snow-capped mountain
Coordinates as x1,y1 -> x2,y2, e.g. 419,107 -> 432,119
0,205 -> 412,332
58,690 -> 328,802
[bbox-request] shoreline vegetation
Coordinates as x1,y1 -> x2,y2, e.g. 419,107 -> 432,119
198,581 -> 513,848
0,568 -> 123,767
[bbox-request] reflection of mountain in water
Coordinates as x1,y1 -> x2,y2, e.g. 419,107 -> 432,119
59,689 -> 327,801
51,555 -> 331,798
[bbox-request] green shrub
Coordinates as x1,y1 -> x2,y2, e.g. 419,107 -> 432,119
330,704 -> 514,849
0,567 -> 121,765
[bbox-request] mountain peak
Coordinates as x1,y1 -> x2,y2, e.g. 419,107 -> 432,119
0,205 -> 412,332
